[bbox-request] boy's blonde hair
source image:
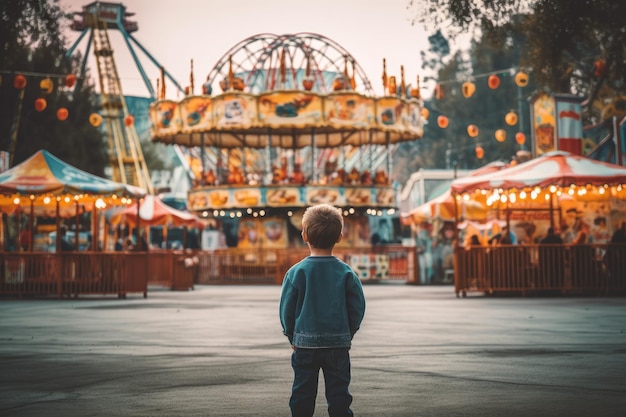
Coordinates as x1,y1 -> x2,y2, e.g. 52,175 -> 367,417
302,204 -> 343,249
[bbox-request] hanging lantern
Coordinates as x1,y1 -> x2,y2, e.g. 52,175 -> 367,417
124,114 -> 134,126
462,81 -> 476,98
505,111 -> 518,126
34,98 -> 47,112
515,70 -> 529,87
475,145 -> 484,159
14,74 -> 27,89
515,132 -> 526,145
495,129 -> 506,142
40,77 -> 54,94
421,107 -> 429,120
593,60 -> 606,78
302,76 -> 314,91
57,107 -> 69,121
65,74 -> 77,88
89,113 -> 103,127
487,74 -> 500,89
467,124 -> 479,138
201,81 -> 212,95
437,115 -> 449,128
434,83 -> 444,99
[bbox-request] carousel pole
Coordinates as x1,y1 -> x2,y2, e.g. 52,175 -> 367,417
311,128 -> 317,182
75,201 -> 80,250
386,132 -> 391,181
28,198 -> 35,252
266,129 -> 272,185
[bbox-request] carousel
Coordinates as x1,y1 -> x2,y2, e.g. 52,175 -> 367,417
149,33 -> 424,254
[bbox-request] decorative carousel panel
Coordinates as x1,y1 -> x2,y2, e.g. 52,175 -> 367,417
180,96 -> 214,132
325,93 -> 376,129
232,187 -> 263,208
258,91 -> 323,128
376,97 -> 408,132
306,186 -> 346,206
405,100 -> 424,137
345,187 -> 373,206
188,188 -> 231,211
262,217 -> 288,248
150,100 -> 181,138
266,186 -> 304,207
213,92 -> 258,130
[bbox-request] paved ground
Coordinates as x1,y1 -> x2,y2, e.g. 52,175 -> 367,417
1,284 -> 625,417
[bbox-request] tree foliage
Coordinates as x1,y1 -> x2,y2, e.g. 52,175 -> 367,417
0,0 -> 108,174
408,0 -> 626,124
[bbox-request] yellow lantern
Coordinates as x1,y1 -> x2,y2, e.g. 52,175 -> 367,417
124,114 -> 134,126
57,107 -> 69,121
34,98 -> 47,112
462,81 -> 476,98
421,107 -> 429,120
475,145 -> 484,159
437,115 -> 449,129
467,124 -> 479,137
505,111 -> 518,126
515,132 -> 526,145
515,70 -> 529,87
89,113 -> 103,127
40,77 -> 54,94
488,74 -> 500,89
495,129 -> 506,142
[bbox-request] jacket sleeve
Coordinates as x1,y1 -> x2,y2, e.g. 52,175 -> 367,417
346,274 -> 366,338
279,277 -> 296,344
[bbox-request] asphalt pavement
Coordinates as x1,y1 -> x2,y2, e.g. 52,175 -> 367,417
1,284 -> 625,417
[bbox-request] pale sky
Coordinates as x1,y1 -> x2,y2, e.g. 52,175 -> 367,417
59,0 -> 433,99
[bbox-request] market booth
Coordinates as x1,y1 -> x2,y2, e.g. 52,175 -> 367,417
108,194 -> 208,290
450,151 -> 626,296
0,150 -> 149,298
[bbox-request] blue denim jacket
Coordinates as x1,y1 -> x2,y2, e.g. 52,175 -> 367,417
279,256 -> 366,348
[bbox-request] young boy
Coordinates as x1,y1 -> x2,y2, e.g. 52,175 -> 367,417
279,203 -> 366,417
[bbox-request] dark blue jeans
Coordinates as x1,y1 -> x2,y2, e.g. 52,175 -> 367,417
290,347 -> 353,417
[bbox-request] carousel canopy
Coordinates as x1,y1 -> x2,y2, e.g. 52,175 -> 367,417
0,150 -> 146,216
451,151 -> 626,195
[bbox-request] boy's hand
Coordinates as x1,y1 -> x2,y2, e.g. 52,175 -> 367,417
291,345 -> 296,350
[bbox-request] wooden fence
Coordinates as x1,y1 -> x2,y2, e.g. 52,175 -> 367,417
454,243 -> 626,297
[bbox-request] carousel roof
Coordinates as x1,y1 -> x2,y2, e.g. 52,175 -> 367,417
150,33 -> 424,150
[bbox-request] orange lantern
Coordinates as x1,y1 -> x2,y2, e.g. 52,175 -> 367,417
467,124 -> 479,138
302,76 -> 314,91
14,74 -> 27,89
89,113 -> 103,127
437,115 -> 449,129
462,81 -> 476,98
34,98 -> 47,112
505,111 -> 518,126
487,74 -> 500,89
515,132 -> 526,145
593,60 -> 606,78
124,115 -> 134,126
434,83 -> 444,99
57,107 -> 69,121
510,159 -> 518,167
65,74 -> 77,88
514,70 -> 529,87
475,145 -> 484,159
495,129 -> 506,142
421,107 -> 429,120
40,77 -> 54,94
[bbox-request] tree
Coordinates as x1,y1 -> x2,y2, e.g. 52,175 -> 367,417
408,0 -> 626,124
0,0 -> 108,175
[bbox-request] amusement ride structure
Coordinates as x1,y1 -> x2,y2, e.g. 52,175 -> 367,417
65,1 -> 186,195
150,32 -> 425,249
